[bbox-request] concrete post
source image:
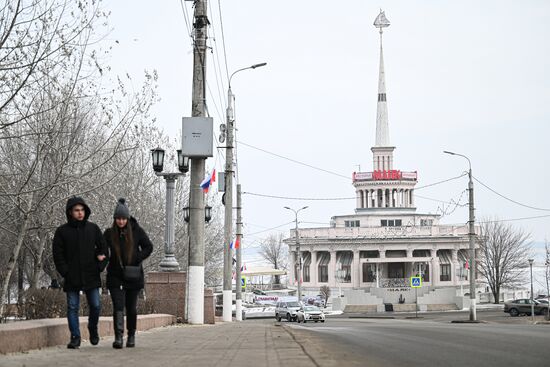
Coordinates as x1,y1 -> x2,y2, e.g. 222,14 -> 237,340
188,0 -> 208,325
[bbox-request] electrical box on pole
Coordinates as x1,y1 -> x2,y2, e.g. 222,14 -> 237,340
218,172 -> 225,192
181,117 -> 213,157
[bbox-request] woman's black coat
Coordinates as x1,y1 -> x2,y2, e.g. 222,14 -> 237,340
104,217 -> 153,290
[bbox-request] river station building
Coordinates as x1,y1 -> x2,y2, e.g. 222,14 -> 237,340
285,11 -> 479,310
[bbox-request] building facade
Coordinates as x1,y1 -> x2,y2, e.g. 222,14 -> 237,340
285,11 -> 479,305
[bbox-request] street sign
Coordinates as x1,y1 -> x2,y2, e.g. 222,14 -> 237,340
410,276 -> 422,288
241,277 -> 247,289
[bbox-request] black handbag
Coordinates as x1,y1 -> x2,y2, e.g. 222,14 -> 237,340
118,231 -> 141,281
122,265 -> 141,282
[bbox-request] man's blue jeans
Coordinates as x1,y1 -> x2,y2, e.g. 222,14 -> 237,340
66,288 -> 101,338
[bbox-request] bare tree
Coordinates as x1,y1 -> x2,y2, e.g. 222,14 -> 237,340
0,0 -> 108,131
259,233 -> 288,285
0,52 -> 158,319
319,285 -> 330,303
478,218 -> 531,304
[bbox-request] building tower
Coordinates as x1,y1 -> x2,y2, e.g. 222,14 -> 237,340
352,10 -> 418,212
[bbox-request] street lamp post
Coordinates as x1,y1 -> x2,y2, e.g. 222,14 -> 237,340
529,258 -> 534,323
336,267 -> 346,297
444,150 -> 477,321
222,62 -> 267,322
284,206 -> 308,303
151,148 -> 189,272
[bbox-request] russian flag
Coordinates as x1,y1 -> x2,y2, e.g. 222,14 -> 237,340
200,169 -> 216,193
229,237 -> 240,249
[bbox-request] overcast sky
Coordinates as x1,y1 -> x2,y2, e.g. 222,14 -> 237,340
104,1 -> 550,268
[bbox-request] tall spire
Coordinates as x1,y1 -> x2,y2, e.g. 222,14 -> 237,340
374,10 -> 390,147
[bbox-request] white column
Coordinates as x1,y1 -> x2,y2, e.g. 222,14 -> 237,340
356,190 -> 362,209
382,189 -> 386,208
353,250 -> 360,288
311,251 -> 318,287
395,189 -> 401,208
431,249 -> 439,286
368,189 -> 374,208
410,189 -> 414,207
379,250 -> 386,287
328,251 -> 336,287
451,250 -> 458,285
363,190 -> 368,208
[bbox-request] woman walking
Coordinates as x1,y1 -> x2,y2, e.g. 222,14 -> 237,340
104,198 -> 153,348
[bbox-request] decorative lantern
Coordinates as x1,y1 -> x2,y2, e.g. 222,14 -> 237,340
151,147 -> 165,173
205,205 -> 212,223
177,149 -> 189,173
183,206 -> 190,223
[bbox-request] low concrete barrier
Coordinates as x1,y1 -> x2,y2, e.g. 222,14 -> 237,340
0,313 -> 175,354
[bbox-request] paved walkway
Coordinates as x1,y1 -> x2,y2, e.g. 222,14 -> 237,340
0,320 -> 342,367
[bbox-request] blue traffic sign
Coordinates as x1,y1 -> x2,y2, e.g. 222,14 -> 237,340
410,276 -> 422,288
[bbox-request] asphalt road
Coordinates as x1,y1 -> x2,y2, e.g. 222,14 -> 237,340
287,313 -> 550,367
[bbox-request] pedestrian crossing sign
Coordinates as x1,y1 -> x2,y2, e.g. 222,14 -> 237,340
241,277 -> 247,288
410,276 -> 422,288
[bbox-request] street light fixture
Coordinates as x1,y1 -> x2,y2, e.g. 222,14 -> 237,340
335,267 -> 346,298
284,206 -> 309,303
529,258 -> 534,323
222,62 -> 267,323
151,148 -> 185,272
151,147 -> 165,172
444,150 -> 477,321
183,205 -> 211,223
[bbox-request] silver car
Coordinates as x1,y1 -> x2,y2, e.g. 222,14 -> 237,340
275,301 -> 301,322
296,305 -> 326,323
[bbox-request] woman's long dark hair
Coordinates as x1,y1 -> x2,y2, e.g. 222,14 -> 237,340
111,219 -> 134,265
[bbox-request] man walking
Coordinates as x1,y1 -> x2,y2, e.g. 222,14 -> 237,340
53,196 -> 108,349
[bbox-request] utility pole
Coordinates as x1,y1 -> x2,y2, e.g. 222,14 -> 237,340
235,184 -> 243,321
223,83 -> 235,322
467,166 -> 477,322
188,0 -> 208,325
444,150 -> 477,321
284,206 -> 308,302
223,63 -> 266,322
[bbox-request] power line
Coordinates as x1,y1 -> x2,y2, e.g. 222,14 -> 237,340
244,220 -> 294,237
238,140 -> 351,180
216,0 -> 230,82
477,214 -> 550,224
243,191 -> 354,201
473,176 -> 550,212
414,173 -> 467,191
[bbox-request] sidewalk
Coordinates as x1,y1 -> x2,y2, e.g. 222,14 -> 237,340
0,320 -> 342,367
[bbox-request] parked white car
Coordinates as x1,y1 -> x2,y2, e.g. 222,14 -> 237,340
296,305 -> 326,323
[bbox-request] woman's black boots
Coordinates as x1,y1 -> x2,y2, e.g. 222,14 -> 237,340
112,311 -> 124,349
126,330 -> 135,347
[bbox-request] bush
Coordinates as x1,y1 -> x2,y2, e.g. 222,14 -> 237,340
19,288 -> 67,319
19,288 -> 156,320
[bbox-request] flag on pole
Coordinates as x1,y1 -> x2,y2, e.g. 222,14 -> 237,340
229,237 -> 240,249
200,169 -> 216,193
240,263 -> 247,272
464,260 -> 469,270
